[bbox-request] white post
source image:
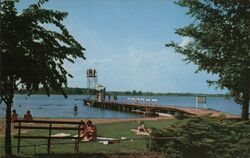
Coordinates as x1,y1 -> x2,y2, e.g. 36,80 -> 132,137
196,97 -> 198,108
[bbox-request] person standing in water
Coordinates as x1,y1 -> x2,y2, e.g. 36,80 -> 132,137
73,104 -> 78,112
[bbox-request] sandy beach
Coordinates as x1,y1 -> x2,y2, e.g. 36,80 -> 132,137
34,116 -> 174,123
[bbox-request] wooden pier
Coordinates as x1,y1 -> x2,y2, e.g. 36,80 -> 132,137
84,99 -> 231,117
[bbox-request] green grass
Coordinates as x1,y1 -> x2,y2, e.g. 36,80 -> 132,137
0,119 -> 176,157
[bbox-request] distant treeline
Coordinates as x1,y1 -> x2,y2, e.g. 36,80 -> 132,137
108,91 -> 228,97
16,87 -> 228,97
17,87 -> 90,95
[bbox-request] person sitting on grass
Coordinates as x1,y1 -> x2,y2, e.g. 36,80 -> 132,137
86,120 -> 97,140
79,120 -> 87,138
11,109 -> 18,122
75,120 -> 87,150
137,121 -> 149,133
23,110 -> 33,121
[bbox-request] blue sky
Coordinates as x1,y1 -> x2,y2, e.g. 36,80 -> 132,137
17,0 -> 226,94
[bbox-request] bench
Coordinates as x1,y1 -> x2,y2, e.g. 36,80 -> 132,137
14,120 -> 84,154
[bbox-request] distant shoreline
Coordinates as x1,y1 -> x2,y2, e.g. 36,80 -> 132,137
15,87 -> 228,97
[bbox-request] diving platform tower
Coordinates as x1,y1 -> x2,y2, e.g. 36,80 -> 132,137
86,68 -> 98,99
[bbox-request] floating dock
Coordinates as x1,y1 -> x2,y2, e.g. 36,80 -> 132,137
84,99 -> 230,117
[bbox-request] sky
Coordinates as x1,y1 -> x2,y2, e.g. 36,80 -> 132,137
17,0 -> 227,94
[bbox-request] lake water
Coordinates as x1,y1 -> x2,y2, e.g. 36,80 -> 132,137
0,94 -> 247,118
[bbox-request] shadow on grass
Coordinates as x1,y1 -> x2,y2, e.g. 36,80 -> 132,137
33,152 -> 158,158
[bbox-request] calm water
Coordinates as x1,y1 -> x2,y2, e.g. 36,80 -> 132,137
0,94 -> 247,118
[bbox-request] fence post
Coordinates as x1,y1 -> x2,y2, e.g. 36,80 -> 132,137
33,145 -> 36,155
17,121 -> 21,153
47,122 -> 52,154
149,136 -> 152,151
76,122 -> 81,152
117,140 -> 120,153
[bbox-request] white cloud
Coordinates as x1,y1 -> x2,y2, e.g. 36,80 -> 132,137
63,25 -> 224,93
64,45 -> 226,94
179,37 -> 193,47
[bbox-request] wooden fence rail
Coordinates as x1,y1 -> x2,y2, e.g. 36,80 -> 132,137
13,120 -> 83,154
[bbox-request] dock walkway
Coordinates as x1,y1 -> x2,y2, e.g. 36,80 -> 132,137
84,99 -> 233,117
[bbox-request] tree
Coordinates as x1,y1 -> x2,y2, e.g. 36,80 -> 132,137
131,90 -> 136,95
166,0 -> 250,120
138,90 -> 143,95
0,0 -> 85,155
150,115 -> 250,158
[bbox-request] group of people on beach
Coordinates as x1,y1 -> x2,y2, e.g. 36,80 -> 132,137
11,109 -> 148,140
11,110 -> 33,122
79,120 -> 97,141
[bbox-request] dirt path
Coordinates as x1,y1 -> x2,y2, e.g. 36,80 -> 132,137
33,116 -> 174,124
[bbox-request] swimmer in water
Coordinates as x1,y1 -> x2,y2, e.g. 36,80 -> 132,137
73,104 -> 78,112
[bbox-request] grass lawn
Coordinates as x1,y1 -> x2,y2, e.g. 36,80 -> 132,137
0,119 -> 176,157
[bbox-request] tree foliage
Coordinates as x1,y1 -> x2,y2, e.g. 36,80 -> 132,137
1,0 -> 85,97
0,0 -> 85,155
166,0 -> 250,120
150,116 -> 250,158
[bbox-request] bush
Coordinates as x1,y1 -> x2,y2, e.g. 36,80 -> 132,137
150,116 -> 250,158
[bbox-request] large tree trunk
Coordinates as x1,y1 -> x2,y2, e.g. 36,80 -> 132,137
4,79 -> 15,156
5,96 -> 13,156
242,90 -> 249,120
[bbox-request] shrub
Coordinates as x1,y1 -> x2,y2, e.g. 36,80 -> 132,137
150,115 -> 250,158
